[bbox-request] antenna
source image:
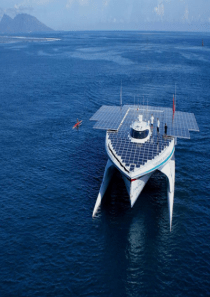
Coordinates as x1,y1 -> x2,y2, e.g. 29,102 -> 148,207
172,83 -> 176,124
120,81 -> 122,110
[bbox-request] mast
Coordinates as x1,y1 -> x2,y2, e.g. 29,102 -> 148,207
172,84 -> 176,122
120,81 -> 122,110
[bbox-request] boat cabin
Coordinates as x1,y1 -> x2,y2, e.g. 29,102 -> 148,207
130,115 -> 151,143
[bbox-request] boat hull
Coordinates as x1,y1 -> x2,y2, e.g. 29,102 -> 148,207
92,136 -> 175,230
92,159 -> 115,217
121,173 -> 153,207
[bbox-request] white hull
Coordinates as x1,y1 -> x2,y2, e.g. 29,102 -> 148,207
92,159 -> 115,217
92,152 -> 175,231
158,157 -> 175,231
121,173 -> 153,207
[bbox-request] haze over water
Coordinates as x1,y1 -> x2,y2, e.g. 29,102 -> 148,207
0,31 -> 209,296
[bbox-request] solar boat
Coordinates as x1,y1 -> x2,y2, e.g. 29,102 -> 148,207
90,104 -> 199,230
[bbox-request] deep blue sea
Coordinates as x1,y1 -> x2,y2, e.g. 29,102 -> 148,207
0,31 -> 209,296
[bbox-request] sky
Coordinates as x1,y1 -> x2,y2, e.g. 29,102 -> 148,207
0,0 -> 210,31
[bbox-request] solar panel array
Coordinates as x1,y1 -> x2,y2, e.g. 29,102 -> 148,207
90,104 -> 199,139
90,104 -> 199,172
90,105 -> 129,130
108,131 -> 171,172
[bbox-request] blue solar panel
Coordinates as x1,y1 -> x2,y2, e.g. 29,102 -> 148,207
91,104 -> 199,171
90,105 -> 129,130
91,104 -> 199,139
107,128 -> 173,171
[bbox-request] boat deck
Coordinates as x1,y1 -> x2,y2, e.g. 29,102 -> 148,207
107,131 -> 172,172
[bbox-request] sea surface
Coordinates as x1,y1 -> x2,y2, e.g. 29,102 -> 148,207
0,31 -> 209,296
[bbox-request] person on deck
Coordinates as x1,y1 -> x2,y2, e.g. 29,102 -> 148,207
157,118 -> 160,133
151,114 -> 154,127
165,123 -> 168,135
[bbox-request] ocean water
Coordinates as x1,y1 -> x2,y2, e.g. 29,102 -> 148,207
0,31 -> 209,296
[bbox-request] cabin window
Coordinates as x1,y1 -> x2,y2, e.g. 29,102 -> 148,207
130,128 -> 149,139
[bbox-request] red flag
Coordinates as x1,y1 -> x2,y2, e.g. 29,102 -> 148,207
173,94 -> 175,119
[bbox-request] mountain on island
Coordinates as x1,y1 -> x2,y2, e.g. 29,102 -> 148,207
0,13 -> 54,33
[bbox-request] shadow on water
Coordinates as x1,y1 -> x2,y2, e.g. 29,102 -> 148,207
101,170 -> 169,228
96,170 -> 172,296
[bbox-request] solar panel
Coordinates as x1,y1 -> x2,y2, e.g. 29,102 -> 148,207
90,104 -> 199,139
107,130 -> 172,172
90,105 -> 129,130
90,103 -> 199,170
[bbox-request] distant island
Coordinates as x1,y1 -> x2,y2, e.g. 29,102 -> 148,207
0,13 -> 54,34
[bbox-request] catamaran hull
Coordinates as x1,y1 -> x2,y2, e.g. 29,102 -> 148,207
158,157 -> 175,231
92,159 -> 115,217
92,154 -> 175,231
121,173 -> 153,207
